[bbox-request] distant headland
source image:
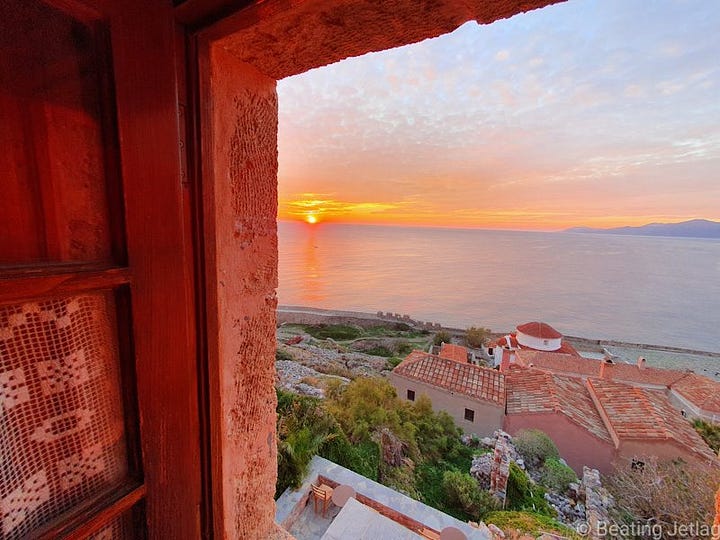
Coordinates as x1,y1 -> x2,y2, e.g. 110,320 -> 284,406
565,218 -> 720,239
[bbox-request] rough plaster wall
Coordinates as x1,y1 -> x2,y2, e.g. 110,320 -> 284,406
218,0 -> 564,80
504,413 -> 615,475
715,487 -> 720,540
204,0 -> 566,537
208,44 -> 279,539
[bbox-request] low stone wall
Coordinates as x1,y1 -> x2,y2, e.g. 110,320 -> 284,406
582,467 -> 613,540
277,305 -> 450,332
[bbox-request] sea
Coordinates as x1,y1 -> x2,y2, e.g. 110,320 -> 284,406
277,221 -> 720,365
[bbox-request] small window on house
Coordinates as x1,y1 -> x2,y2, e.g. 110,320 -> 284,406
488,347 -> 494,355
631,458 -> 645,471
464,408 -> 475,422
407,389 -> 415,401
543,339 -> 549,345
681,409 -> 687,418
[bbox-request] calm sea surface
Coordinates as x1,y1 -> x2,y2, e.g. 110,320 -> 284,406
277,221 -> 720,354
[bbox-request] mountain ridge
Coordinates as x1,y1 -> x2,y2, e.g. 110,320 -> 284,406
565,219 -> 720,239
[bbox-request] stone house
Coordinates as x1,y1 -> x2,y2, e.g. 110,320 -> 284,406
389,350 -> 505,437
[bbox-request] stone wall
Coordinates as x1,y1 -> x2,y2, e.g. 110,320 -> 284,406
203,44 -> 279,539
581,467 -> 613,540
202,0 -> 564,536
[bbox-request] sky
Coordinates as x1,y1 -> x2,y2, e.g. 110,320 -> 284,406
277,0 -> 720,230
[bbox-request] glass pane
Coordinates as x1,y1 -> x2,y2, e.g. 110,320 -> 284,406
0,0 -> 115,266
88,506 -> 141,540
0,292 -> 129,539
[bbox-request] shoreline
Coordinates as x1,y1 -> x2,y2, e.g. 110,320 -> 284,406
278,304 -> 720,359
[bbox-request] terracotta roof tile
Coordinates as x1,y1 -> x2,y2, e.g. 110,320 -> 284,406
608,362 -> 689,387
587,378 -> 717,462
393,350 -> 505,405
438,343 -> 469,364
516,322 -> 562,339
516,350 -> 599,377
515,350 -> 689,387
671,373 -> 720,413
506,366 -> 612,443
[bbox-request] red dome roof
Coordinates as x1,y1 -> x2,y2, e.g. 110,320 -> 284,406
516,322 -> 562,339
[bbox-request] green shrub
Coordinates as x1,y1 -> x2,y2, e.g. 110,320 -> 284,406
513,429 -> 560,469
303,324 -> 363,340
693,419 -> 720,452
396,340 -> 414,355
433,330 -> 452,346
506,463 -> 553,516
465,326 -> 490,348
485,511 -> 581,539
386,356 -> 404,369
321,434 -> 379,481
442,470 -> 498,520
275,348 -> 294,362
364,346 -> 394,357
540,458 -> 578,493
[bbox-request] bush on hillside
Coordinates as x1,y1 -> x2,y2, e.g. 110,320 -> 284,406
433,330 -> 452,346
539,458 -> 578,493
303,324 -> 363,340
693,419 -> 720,452
276,390 -> 339,497
465,326 -> 490,348
506,463 -> 553,516
484,511 -> 581,539
442,470 -> 498,520
513,429 -> 560,470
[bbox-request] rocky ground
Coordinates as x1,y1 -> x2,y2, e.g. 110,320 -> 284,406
275,322 -> 428,396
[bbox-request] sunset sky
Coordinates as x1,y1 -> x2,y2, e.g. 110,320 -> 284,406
277,0 -> 720,230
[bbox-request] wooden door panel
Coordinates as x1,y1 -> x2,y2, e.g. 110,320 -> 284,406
1,0 -> 202,537
0,0 -> 117,268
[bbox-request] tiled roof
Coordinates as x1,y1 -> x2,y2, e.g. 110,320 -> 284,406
438,343 -> 469,364
516,322 -> 562,339
671,373 -> 720,413
489,334 -> 581,356
515,350 -> 689,386
608,362 -> 689,387
516,350 -> 599,377
505,366 -> 612,443
393,350 -> 505,405
587,379 -> 717,462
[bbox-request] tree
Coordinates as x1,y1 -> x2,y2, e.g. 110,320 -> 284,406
465,326 -> 490,348
607,458 -> 720,539
433,330 -> 452,346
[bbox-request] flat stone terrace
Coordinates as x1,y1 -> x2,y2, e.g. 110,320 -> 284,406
276,456 -> 491,539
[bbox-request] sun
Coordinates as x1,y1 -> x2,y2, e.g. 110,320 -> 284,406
306,214 -> 318,224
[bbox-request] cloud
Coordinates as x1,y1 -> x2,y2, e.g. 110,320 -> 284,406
277,0 -> 720,230
495,49 -> 510,61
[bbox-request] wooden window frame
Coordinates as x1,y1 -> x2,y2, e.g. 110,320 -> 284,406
1,0 -> 203,537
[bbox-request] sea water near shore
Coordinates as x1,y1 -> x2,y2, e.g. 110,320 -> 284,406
277,221 -> 720,355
